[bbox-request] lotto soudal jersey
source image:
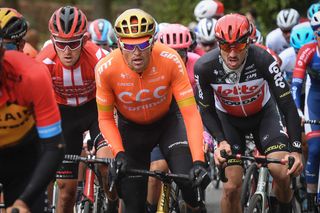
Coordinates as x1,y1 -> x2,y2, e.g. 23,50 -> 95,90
95,42 -> 204,161
0,51 -> 62,148
36,41 -> 106,106
194,44 -> 301,148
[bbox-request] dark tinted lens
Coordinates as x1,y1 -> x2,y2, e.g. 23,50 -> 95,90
137,40 -> 151,50
122,43 -> 136,51
54,41 -> 68,50
68,40 -> 82,49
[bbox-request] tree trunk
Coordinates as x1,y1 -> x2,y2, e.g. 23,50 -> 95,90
92,0 -> 113,21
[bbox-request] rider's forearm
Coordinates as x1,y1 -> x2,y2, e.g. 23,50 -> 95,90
19,134 -> 65,207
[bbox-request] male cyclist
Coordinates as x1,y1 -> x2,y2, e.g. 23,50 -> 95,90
0,23 -> 64,213
36,6 -> 115,213
95,8 -> 210,213
291,10 -> 320,209
195,18 -> 218,56
88,18 -> 117,52
0,8 -> 32,54
195,14 -> 303,213
266,8 -> 300,55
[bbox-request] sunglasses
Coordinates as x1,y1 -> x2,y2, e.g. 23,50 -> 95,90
219,41 -> 248,52
281,28 -> 291,34
119,38 -> 153,52
53,37 -> 83,51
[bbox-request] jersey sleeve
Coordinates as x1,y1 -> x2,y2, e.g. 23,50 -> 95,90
291,44 -> 314,109
261,52 -> 302,152
194,59 -> 226,143
95,57 -> 123,156
169,54 -> 205,162
25,62 -> 62,138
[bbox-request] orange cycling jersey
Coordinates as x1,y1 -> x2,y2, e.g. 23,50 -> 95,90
36,41 -> 106,106
0,50 -> 62,148
95,42 -> 204,161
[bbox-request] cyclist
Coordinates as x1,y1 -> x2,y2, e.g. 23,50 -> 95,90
0,8 -> 28,51
95,8 -> 210,213
291,10 -> 320,209
195,18 -> 218,55
195,14 -> 303,213
266,8 -> 300,55
279,23 -> 315,84
194,0 -> 224,21
143,23 -> 202,211
0,22 -> 65,213
250,24 -> 282,66
88,18 -> 117,52
36,6 -> 116,213
307,2 -> 320,21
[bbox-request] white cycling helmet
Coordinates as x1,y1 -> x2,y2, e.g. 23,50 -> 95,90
194,0 -> 218,21
276,8 -> 300,30
311,11 -> 320,31
197,18 -> 217,44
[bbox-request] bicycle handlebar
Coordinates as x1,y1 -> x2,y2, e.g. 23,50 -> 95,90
219,150 -> 295,182
126,168 -> 205,203
304,120 -> 320,125
64,154 -> 114,165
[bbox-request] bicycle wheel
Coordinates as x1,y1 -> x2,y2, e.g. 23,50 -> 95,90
241,163 -> 258,211
247,194 -> 263,213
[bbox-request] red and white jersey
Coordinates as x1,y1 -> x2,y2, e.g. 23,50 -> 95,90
36,41 -> 106,106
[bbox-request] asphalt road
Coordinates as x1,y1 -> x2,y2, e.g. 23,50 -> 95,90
205,180 -> 223,212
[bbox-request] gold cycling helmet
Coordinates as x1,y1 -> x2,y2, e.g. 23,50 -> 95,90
114,8 -> 156,39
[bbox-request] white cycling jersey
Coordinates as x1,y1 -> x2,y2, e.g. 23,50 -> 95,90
279,46 -> 296,83
266,28 -> 290,55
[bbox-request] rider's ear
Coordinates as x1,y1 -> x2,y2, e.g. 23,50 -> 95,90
82,32 -> 90,45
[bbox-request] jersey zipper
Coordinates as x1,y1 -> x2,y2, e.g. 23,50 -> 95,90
70,66 -> 79,106
236,82 -> 247,117
138,74 -> 148,121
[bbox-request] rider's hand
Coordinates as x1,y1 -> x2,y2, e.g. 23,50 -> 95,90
7,199 -> 30,213
189,161 -> 211,190
284,152 -> 303,177
114,151 -> 128,175
213,140 -> 231,166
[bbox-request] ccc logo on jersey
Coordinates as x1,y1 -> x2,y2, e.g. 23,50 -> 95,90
118,86 -> 168,104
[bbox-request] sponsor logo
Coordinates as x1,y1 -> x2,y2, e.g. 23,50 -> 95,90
227,159 -> 242,164
120,73 -> 131,79
160,51 -> 184,74
220,91 -> 261,106
245,64 -> 255,70
96,57 -> 113,75
292,141 -> 301,149
268,61 -> 285,88
118,86 -> 167,104
216,84 -> 259,97
179,88 -> 193,97
148,67 -> 158,76
148,75 -> 165,83
245,73 -> 257,81
117,82 -> 134,86
194,74 -> 204,99
265,144 -> 286,153
96,95 -> 107,103
123,96 -> 167,111
262,134 -> 269,141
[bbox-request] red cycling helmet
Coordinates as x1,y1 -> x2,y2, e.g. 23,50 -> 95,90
215,0 -> 224,17
157,24 -> 192,49
214,14 -> 251,44
48,6 -> 87,38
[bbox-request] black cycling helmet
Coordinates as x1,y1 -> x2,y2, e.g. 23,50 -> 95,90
0,8 -> 28,40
